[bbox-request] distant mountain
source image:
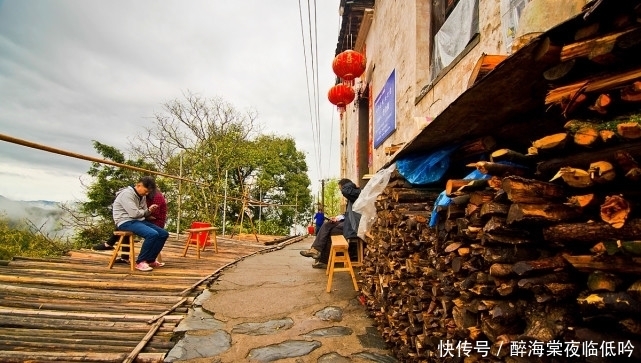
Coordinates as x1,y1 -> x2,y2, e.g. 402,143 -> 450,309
0,195 -> 74,240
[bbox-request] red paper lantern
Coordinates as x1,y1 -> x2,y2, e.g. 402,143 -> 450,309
332,50 -> 366,81
327,83 -> 355,107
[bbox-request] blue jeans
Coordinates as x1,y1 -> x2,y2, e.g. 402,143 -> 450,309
118,220 -> 168,263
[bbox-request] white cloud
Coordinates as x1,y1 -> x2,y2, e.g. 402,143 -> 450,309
0,0 -> 341,201
0,161 -> 90,201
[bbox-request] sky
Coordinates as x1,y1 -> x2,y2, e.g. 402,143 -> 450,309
0,0 -> 342,202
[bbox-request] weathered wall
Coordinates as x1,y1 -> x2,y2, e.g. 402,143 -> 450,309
340,0 -> 506,178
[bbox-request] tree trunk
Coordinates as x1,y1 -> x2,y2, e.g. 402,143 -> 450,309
445,179 -> 488,197
490,148 -> 536,166
600,194 -> 631,228
507,203 -> 582,225
512,255 -> 568,276
479,202 -> 510,218
537,141 -> 641,176
468,161 -> 529,177
562,254 -> 641,274
543,218 -> 641,243
578,292 -> 641,315
501,176 -> 566,203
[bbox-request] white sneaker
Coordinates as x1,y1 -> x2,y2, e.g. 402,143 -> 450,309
135,261 -> 153,272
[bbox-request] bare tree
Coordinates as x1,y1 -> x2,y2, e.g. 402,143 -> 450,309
130,92 -> 263,226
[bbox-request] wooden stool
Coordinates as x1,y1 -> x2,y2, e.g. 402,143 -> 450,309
326,235 -> 359,292
182,226 -> 218,259
108,231 -> 136,271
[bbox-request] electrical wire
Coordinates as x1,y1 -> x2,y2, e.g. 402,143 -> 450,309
297,0 -> 321,180
312,0 -> 322,178
306,0 -> 322,178
323,11 -> 342,182
297,1 -> 343,189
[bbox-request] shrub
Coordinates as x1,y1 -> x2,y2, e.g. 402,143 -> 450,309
71,220 -> 115,250
0,214 -> 69,260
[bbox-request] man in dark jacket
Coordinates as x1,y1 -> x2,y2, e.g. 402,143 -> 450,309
338,178 -> 361,240
300,215 -> 344,268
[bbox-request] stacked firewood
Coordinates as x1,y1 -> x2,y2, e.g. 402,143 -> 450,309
359,3 -> 641,361
362,169 -> 641,362
360,171 -> 443,360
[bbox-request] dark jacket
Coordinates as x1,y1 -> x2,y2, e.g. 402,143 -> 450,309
340,180 -> 361,239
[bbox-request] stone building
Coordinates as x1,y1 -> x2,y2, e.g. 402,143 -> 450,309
334,0 -> 587,185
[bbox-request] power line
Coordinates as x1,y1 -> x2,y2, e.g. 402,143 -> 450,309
324,12 -> 342,181
312,0 -> 322,178
298,0 -> 321,181
306,0 -> 322,177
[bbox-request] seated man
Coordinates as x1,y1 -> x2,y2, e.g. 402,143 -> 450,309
95,187 -> 167,265
300,215 -> 344,269
112,176 -> 169,272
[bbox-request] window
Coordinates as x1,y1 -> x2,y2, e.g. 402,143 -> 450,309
430,0 -> 480,80
501,0 -> 531,54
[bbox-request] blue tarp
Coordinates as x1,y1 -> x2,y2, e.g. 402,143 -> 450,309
396,145 -> 458,185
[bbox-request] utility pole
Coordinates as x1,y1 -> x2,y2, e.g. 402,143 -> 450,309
176,154 -> 182,240
222,170 -> 228,236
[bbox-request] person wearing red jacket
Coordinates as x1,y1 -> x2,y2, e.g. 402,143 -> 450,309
144,188 -> 167,228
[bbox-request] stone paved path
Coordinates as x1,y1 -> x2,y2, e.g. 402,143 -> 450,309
165,237 -> 398,362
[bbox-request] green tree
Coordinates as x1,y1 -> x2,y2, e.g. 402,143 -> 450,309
320,179 -> 342,217
73,141 -> 159,246
129,92 -> 312,234
130,93 -> 260,231
249,135 -> 312,233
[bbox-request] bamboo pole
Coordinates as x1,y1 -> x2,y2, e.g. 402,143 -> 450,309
0,314 -> 174,332
0,284 -> 189,304
0,133 -> 208,186
147,297 -> 187,324
0,307 -> 183,322
176,154 -> 183,240
0,275 -> 189,291
0,351 -> 131,362
123,317 -> 165,363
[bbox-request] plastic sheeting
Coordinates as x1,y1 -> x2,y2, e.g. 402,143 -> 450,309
352,164 -> 396,240
396,145 -> 458,185
431,0 -> 480,79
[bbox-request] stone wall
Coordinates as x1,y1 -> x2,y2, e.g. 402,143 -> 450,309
340,0 -> 507,179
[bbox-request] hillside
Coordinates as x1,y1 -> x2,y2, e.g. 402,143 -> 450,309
0,195 -> 74,240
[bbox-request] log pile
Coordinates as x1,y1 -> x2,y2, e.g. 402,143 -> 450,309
359,2 -> 641,361
362,171 -> 641,361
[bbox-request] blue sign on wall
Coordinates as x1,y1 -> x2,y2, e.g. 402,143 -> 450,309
374,69 -> 396,148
